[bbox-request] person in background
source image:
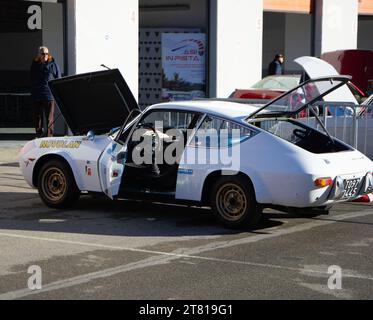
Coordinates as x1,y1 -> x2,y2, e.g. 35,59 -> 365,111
268,54 -> 285,76
30,46 -> 61,138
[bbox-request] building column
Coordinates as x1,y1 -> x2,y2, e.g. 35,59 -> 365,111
209,0 -> 263,98
66,0 -> 139,99
314,0 -> 358,56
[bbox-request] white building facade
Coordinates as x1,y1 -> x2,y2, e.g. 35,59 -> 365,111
1,0 -> 373,133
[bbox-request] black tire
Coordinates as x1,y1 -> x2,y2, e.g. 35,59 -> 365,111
37,159 -> 80,209
210,176 -> 261,229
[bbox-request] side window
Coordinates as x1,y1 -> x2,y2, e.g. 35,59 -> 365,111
117,111 -> 198,145
190,116 -> 257,148
137,110 -> 197,130
123,110 -> 203,149
117,112 -> 142,144
117,120 -> 137,144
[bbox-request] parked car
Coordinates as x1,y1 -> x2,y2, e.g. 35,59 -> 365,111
19,69 -> 373,228
231,57 -> 366,104
230,75 -> 301,100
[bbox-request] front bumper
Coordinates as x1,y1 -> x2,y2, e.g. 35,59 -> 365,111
328,172 -> 373,200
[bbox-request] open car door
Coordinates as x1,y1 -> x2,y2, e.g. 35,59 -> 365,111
50,68 -> 141,198
98,110 -> 141,199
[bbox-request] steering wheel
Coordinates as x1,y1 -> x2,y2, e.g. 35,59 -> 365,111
130,123 -> 163,175
293,128 -> 309,139
137,123 -> 162,153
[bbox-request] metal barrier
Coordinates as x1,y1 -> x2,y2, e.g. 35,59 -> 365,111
196,96 -> 373,158
0,92 -> 67,135
0,92 -> 33,127
301,95 -> 373,158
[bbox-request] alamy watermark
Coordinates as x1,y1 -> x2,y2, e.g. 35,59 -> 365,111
27,265 -> 42,291
122,121 -> 244,171
27,5 -> 42,30
327,265 -> 342,290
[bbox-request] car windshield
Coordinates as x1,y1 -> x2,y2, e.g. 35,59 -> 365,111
251,75 -> 301,90
246,76 -> 350,119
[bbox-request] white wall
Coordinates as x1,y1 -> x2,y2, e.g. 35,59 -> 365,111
210,0 -> 263,97
66,0 -> 139,99
358,17 -> 373,50
314,0 -> 358,55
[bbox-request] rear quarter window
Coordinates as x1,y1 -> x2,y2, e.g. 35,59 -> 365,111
189,116 -> 257,148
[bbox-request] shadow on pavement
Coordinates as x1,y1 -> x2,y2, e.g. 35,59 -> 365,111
0,162 -> 19,167
0,192 -> 284,238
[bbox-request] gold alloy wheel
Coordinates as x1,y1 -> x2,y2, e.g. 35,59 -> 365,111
216,183 -> 248,222
41,167 -> 67,203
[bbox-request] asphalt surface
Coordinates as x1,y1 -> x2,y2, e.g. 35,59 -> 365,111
0,147 -> 373,300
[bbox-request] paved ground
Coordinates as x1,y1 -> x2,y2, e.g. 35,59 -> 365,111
0,145 -> 373,300
0,141 -> 26,163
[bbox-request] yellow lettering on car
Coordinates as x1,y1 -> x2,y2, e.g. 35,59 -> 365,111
39,141 -> 51,148
39,140 -> 82,149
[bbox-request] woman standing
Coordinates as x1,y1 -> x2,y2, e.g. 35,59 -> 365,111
30,46 -> 61,138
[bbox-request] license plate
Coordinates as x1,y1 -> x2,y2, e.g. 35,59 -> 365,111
342,178 -> 360,199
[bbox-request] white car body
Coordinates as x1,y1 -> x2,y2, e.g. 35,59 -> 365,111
19,70 -> 373,227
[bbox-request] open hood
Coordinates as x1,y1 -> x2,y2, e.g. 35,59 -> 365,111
49,69 -> 139,135
295,56 -> 358,104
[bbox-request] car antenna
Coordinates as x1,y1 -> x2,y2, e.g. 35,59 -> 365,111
100,64 -> 111,70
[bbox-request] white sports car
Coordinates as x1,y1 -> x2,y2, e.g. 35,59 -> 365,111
19,69 -> 373,228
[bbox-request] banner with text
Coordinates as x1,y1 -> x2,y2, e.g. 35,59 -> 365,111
161,33 -> 206,102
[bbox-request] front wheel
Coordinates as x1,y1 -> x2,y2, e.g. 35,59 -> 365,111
38,160 -> 80,209
210,176 -> 261,229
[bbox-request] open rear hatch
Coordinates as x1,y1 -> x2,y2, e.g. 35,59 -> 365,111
246,76 -> 355,154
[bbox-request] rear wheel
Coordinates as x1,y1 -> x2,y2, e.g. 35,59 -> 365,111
38,160 -> 80,208
210,176 -> 261,229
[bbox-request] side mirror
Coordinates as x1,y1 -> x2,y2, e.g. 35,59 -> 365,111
86,130 -> 95,141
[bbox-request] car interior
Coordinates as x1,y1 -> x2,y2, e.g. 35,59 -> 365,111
118,110 -> 202,194
252,118 -> 352,154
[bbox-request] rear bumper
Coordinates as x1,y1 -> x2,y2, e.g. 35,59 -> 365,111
328,172 -> 373,200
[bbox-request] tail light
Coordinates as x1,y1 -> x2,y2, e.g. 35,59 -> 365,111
314,177 -> 333,187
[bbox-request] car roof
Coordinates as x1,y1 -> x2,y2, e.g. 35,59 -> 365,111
147,100 -> 258,121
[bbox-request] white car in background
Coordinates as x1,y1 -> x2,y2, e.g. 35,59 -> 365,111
19,69 -> 373,228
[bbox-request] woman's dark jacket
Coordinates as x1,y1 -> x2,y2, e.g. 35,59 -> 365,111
30,56 -> 61,101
